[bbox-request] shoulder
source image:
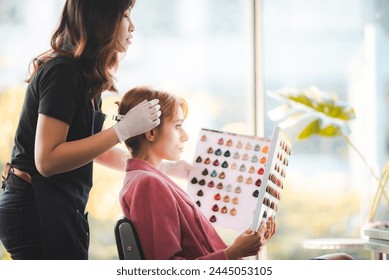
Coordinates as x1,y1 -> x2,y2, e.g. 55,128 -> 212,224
37,56 -> 82,81
122,170 -> 174,200
32,56 -> 86,99
120,170 -> 179,218
127,169 -> 170,190
41,56 -> 78,70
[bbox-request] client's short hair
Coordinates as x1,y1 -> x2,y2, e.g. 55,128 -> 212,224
117,86 -> 188,156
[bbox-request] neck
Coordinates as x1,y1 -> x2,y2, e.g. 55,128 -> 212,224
146,157 -> 161,169
135,153 -> 161,169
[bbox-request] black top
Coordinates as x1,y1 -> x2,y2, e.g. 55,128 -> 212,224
11,56 -> 101,205
9,56 -> 106,259
12,56 -> 93,175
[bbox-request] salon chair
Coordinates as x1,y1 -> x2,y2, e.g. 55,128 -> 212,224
114,217 -> 144,260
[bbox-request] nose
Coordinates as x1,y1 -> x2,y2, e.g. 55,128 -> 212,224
181,129 -> 189,142
129,20 -> 135,32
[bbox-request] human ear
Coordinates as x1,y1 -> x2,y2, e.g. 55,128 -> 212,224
145,129 -> 156,142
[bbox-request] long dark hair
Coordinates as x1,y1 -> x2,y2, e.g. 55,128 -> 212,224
27,0 -> 135,99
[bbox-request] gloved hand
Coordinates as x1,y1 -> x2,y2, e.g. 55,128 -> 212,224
113,99 -> 161,142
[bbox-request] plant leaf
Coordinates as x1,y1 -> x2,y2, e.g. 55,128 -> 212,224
297,119 -> 321,140
270,88 -> 356,122
317,125 -> 343,137
289,94 -> 315,108
268,87 -> 356,141
334,106 -> 355,120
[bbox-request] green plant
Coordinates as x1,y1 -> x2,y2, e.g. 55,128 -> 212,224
267,86 -> 389,222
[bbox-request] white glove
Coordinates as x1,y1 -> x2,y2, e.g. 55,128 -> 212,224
113,99 -> 161,142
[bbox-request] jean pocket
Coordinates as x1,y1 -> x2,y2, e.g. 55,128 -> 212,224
76,210 -> 90,259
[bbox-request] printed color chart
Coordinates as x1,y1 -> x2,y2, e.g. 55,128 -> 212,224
187,127 -> 291,232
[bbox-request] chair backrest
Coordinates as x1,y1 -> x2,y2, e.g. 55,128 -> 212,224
114,217 -> 145,260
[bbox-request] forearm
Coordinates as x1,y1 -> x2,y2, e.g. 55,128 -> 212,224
36,127 -> 119,176
95,146 -> 130,172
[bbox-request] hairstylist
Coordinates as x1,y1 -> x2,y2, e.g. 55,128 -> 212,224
0,0 -> 160,260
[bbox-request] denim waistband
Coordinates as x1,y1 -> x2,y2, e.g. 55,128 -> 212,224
1,172 -> 34,197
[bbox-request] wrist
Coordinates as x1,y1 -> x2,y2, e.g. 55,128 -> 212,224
110,126 -> 122,144
224,246 -> 241,260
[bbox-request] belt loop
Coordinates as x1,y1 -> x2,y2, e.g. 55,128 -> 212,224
1,162 -> 12,189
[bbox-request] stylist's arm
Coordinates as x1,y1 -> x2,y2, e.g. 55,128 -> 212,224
35,99 -> 160,177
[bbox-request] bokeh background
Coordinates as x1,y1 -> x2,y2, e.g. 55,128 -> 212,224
2,0 -> 389,260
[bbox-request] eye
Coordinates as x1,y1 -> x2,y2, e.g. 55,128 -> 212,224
176,121 -> 184,128
123,11 -> 131,20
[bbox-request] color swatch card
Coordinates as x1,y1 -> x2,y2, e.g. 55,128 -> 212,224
187,127 -> 291,232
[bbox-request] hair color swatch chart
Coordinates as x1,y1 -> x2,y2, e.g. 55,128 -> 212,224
187,127 -> 291,232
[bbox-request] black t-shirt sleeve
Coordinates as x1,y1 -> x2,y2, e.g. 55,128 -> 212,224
38,61 -> 85,125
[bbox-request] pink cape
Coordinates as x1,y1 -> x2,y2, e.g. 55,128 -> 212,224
120,158 -> 228,260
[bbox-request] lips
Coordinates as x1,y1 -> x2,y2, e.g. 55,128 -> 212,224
126,35 -> 133,45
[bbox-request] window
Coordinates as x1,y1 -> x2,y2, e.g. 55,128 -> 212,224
2,0 -> 385,261
261,0 -> 389,259
0,0 -> 255,259
102,0 -> 256,258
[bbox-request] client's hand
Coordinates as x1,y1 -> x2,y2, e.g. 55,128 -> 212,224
224,217 -> 277,260
224,222 -> 267,260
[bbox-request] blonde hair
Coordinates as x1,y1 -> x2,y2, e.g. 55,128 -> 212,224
117,86 -> 188,157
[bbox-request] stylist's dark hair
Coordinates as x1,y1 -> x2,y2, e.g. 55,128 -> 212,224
27,0 -> 136,99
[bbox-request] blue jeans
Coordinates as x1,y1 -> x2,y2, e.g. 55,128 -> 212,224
0,173 -> 42,259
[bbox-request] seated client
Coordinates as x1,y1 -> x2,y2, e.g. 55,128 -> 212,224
117,86 -> 275,260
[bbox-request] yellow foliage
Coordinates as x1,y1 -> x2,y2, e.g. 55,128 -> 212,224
1,249 -> 11,260
0,86 -> 26,163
